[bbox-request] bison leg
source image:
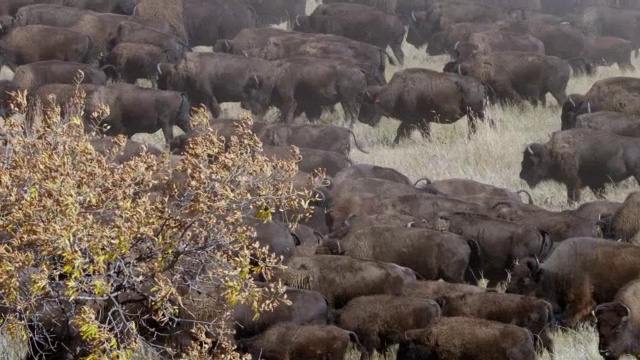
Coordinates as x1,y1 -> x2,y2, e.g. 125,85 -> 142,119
161,122 -> 175,147
566,185 -> 582,205
340,100 -> 360,130
279,97 -> 298,124
588,185 -> 607,200
390,43 -> 405,66
393,122 -> 415,145
416,121 -> 431,140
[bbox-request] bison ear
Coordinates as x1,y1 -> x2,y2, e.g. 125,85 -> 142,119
596,302 -> 631,323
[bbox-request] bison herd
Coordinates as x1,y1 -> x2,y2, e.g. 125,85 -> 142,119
5,0 -> 640,359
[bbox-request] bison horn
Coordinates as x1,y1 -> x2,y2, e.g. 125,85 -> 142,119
242,50 -> 249,57
513,258 -> 519,265
587,101 -> 591,113
534,256 -> 540,269
406,221 -> 415,227
156,63 -> 162,75
454,41 -> 460,50
295,15 -> 301,27
253,74 -> 259,85
568,96 -> 575,107
411,11 -> 417,22
457,65 -> 462,75
224,40 -> 231,51
527,145 -> 534,155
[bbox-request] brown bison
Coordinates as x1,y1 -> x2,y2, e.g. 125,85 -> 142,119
594,279 -> 640,360
397,317 -> 536,360
506,237 -> 640,328
562,77 -> 640,128
11,60 -> 107,91
331,163 -> 412,187
450,51 -> 571,106
359,68 -> 488,144
101,43 -> 171,85
520,129 -> 640,204
426,22 -> 496,56
453,30 -> 545,61
236,322 -> 365,360
563,111 -> 640,138
584,36 -> 636,72
107,21 -> 187,63
84,83 -> 192,145
232,286 -> 328,339
294,3 -> 406,64
337,295 -> 441,359
415,177 -> 533,206
262,145 -> 352,177
255,123 -> 368,157
276,255 -> 416,308
0,25 -> 92,69
401,280 -> 487,299
316,226 -> 480,283
436,292 -> 554,354
427,212 -> 552,285
609,191 -> 640,244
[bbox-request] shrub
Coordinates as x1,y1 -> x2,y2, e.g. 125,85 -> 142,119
0,87 -> 315,359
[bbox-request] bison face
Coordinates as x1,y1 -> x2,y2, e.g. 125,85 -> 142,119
595,302 -> 632,360
561,95 -> 589,130
519,143 -> 548,189
406,11 -> 435,48
506,258 -> 543,296
426,32 -> 447,56
358,86 -> 384,127
292,15 -> 311,32
241,74 -> 272,117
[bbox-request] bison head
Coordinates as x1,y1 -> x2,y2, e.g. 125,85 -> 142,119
453,42 -> 479,63
314,239 -> 345,256
156,63 -> 179,91
358,86 -> 384,127
519,143 -> 549,189
241,74 -> 272,118
406,11 -> 436,49
594,302 -> 633,360
426,32 -> 447,56
561,94 -> 590,130
506,257 -> 543,296
292,15 -> 311,32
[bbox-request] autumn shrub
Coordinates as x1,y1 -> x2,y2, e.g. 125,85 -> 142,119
0,86 -> 315,359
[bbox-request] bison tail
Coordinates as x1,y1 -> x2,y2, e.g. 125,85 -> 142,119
347,331 -> 367,354
348,130 -> 369,154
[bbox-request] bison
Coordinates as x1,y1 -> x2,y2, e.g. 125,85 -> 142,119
84,83 -> 192,145
294,3 -> 406,64
0,25 -> 92,69
107,21 -> 187,63
236,322 -> 364,360
450,51 -> 571,106
506,237 -> 640,328
336,295 -> 441,359
520,128 -> 640,204
426,211 -> 552,285
426,22 -> 496,56
436,292 -> 554,354
594,279 -> 640,360
453,30 -> 545,61
415,178 -> 533,206
359,68 -> 488,144
401,280 -> 487,299
11,60 -> 107,91
397,317 -> 536,360
254,123 -> 368,157
276,255 -> 415,308
315,226 -> 480,283
262,145 -> 352,177
101,43 -> 172,85
609,191 -> 640,245
562,77 -> 640,128
157,52 -> 275,119
584,36 -> 636,72
241,0 -> 307,27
